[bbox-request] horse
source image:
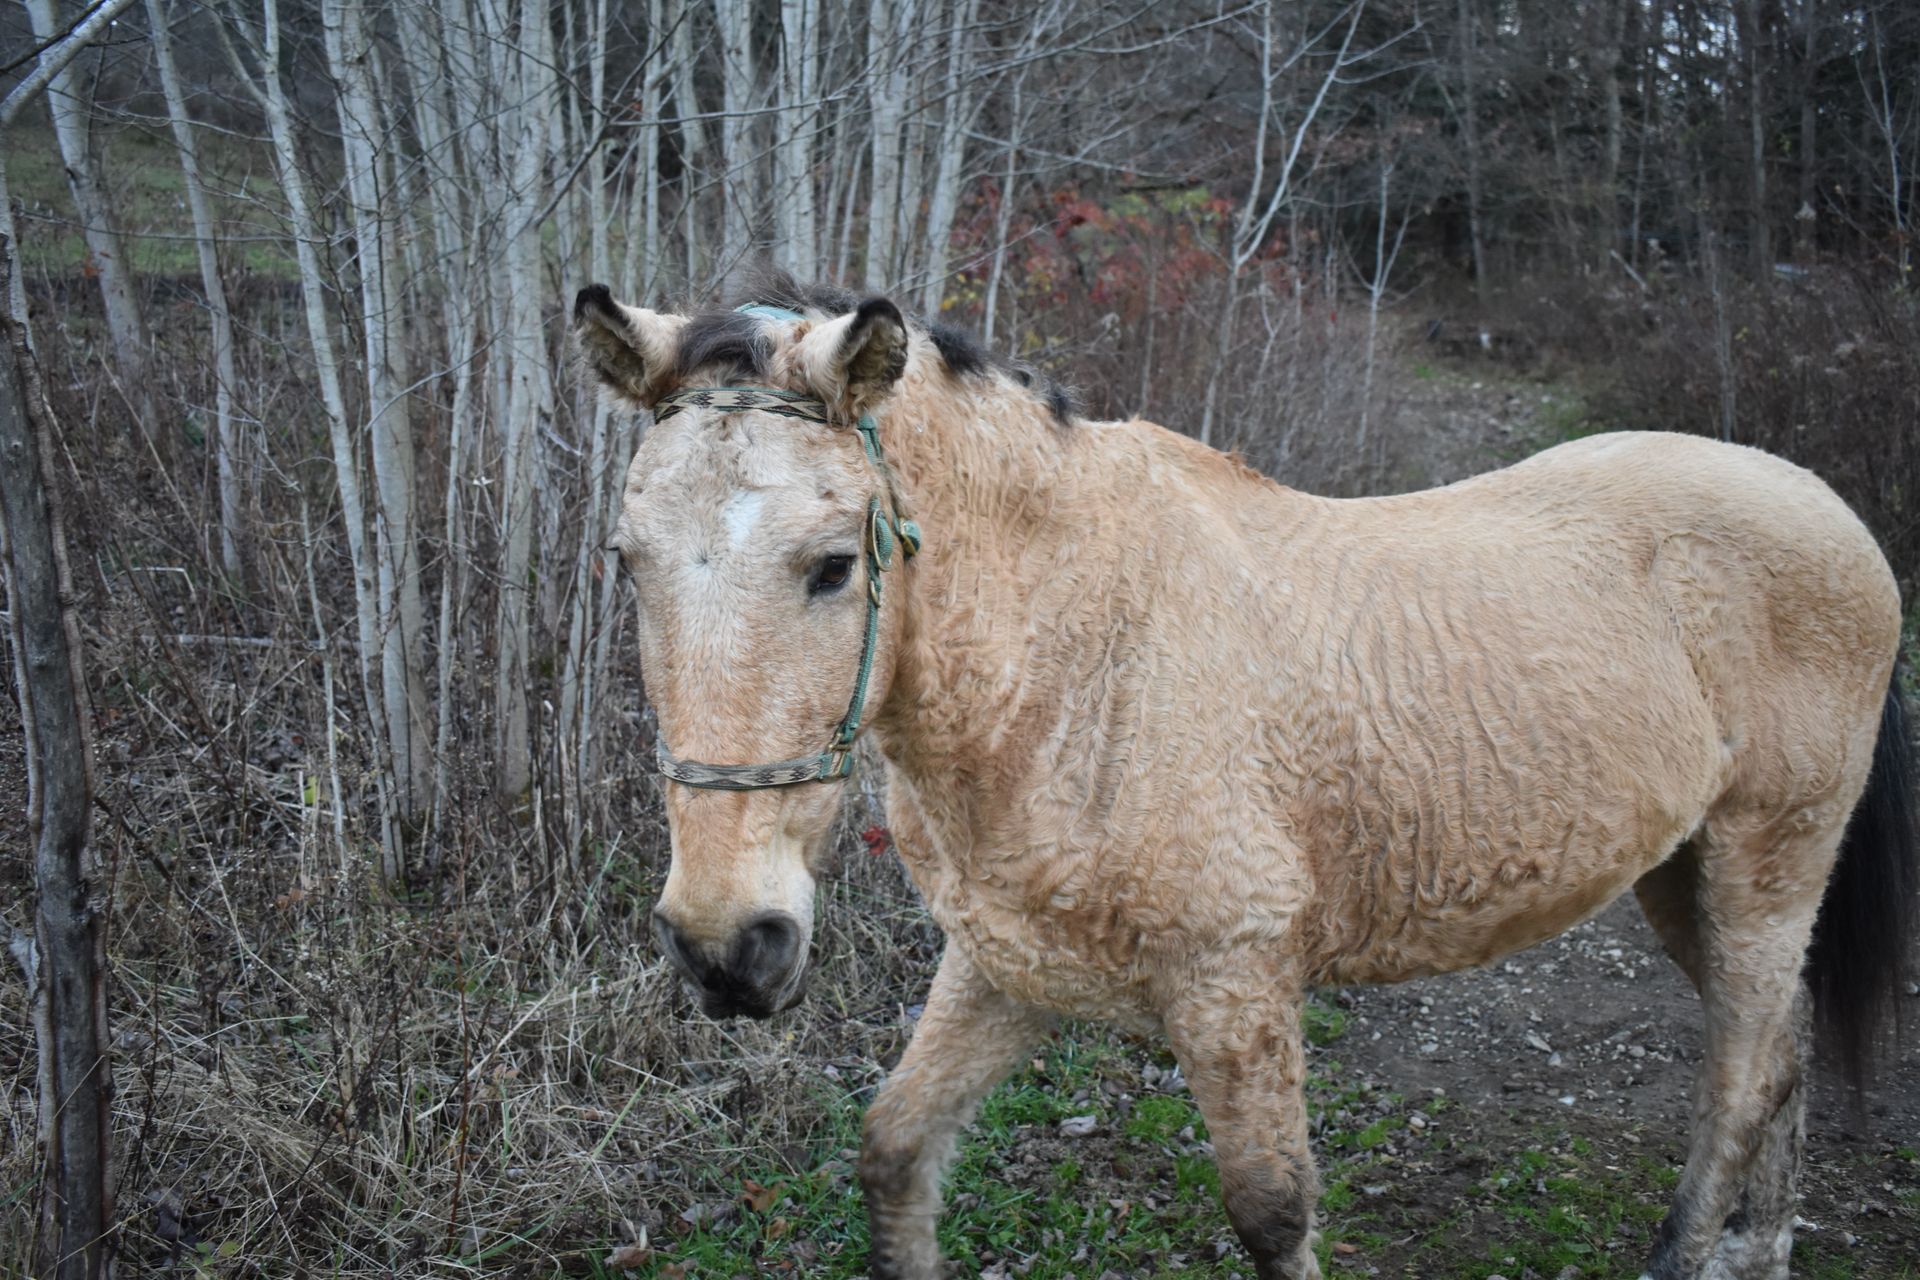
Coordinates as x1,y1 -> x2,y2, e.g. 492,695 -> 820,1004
571,273 -> 1916,1280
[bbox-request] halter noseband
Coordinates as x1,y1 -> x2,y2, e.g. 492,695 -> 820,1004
647,338 -> 921,791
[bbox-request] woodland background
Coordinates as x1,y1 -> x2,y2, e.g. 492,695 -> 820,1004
1,0 -> 1917,1275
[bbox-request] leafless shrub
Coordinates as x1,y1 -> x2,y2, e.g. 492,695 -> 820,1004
1523,270 -> 1920,601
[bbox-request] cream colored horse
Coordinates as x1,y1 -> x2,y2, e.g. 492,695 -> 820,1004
573,276 -> 1916,1280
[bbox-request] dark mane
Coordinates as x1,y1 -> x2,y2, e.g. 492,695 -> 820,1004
673,266 -> 1076,426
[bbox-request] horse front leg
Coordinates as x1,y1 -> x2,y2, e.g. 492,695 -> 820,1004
1165,959 -> 1322,1280
860,945 -> 1054,1279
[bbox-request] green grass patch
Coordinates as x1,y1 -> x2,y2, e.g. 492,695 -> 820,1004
9,123 -> 300,280
1303,995 -> 1349,1046
1126,1094 -> 1205,1144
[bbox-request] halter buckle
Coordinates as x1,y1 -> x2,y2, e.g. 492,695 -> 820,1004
822,747 -> 855,780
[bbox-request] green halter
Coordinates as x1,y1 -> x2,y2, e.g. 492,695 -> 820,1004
649,371 -> 922,791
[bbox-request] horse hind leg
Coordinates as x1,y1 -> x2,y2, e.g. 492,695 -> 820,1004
1634,821 -> 1832,1280
1702,1018 -> 1806,1280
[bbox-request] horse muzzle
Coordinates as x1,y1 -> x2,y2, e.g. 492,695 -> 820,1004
651,908 -> 810,1019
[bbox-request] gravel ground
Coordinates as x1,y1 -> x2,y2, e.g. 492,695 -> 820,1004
1321,894 -> 1920,1276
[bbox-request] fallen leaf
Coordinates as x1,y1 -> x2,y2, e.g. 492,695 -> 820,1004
1333,1240 -> 1359,1256
1058,1114 -> 1099,1137
765,1216 -> 792,1241
741,1177 -> 786,1213
605,1241 -> 651,1269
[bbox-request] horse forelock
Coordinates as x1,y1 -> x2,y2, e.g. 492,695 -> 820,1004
674,308 -> 773,383
667,267 -> 1077,426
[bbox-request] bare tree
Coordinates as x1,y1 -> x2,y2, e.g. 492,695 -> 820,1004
325,0 -> 435,833
146,0 -> 246,581
775,0 -> 822,275
218,0 -> 401,862
491,0 -> 557,801
23,0 -> 159,443
864,0 -> 914,285
1860,7 -> 1917,280
1200,0 -> 1372,446
2,257 -> 113,1280
0,10 -> 142,1272
919,0 -> 985,313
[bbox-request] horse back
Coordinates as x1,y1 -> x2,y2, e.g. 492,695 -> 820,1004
1213,431 -> 1901,984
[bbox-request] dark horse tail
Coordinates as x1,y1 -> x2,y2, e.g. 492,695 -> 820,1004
1808,660 -> 1919,1090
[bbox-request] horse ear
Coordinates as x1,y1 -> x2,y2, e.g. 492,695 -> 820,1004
573,284 -> 686,408
793,296 -> 909,418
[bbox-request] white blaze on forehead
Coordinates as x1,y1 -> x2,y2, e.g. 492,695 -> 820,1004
721,489 -> 765,550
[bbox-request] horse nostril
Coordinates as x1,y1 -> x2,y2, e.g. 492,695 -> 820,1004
652,910 -> 709,984
731,913 -> 803,990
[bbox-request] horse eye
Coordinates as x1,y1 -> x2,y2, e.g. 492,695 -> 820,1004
809,554 -> 854,596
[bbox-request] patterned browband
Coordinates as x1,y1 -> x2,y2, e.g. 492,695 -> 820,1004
652,385 -> 832,426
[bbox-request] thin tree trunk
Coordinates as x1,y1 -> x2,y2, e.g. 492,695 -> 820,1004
834,143 -> 863,284
865,0 -> 910,286
776,0 -> 820,276
1358,160 -> 1410,462
326,0 -> 433,839
232,0 -> 398,860
25,0 -> 159,444
1456,0 -> 1489,307
393,0 -> 481,829
1703,220 -> 1738,442
669,0 -> 706,288
920,0 -> 981,315
629,0 -> 664,295
982,73 -> 1023,344
561,0 -> 618,843
147,0 -> 245,581
1628,0 -> 1664,271
1,254 -> 112,1280
715,0 -> 756,268
493,0 -> 553,801
1795,0 -> 1820,260
1593,0 -> 1626,270
1863,12 -> 1910,281
1738,0 -> 1771,277
1199,267 -> 1239,449
894,13 -> 928,288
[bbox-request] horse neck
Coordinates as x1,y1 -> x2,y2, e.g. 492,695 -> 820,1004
868,360 -> 1323,807
870,366 -> 1087,782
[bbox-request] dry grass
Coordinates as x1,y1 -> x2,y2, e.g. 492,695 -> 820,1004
4,686 -> 943,1276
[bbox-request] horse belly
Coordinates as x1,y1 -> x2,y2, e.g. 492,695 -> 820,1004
1320,833 -> 1681,986
1301,646 -> 1725,987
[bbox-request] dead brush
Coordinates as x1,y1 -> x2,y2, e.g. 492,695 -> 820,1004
6,723 -> 942,1274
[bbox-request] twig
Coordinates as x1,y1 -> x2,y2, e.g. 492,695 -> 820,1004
1610,249 -> 1650,293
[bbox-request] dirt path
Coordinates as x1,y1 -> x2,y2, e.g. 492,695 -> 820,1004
1314,895 -> 1920,1277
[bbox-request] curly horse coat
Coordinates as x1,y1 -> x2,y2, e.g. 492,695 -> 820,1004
572,278 -> 1916,1280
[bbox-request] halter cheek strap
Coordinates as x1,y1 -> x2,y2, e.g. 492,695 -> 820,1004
648,380 -> 921,791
